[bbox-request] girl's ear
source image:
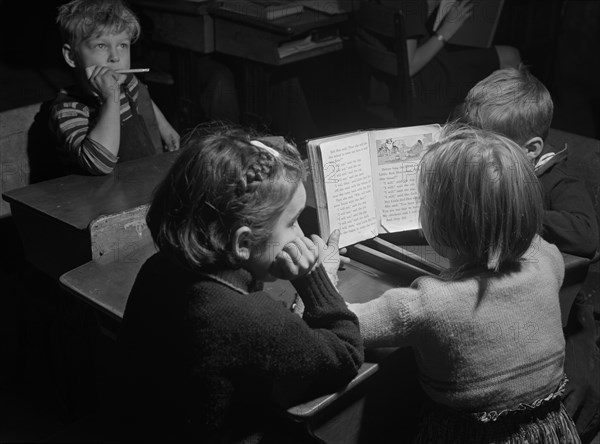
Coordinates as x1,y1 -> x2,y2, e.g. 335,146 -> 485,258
62,43 -> 77,68
232,226 -> 252,261
523,137 -> 544,161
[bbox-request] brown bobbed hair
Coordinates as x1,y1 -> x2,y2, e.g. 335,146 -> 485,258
147,126 -> 306,271
418,125 -> 543,273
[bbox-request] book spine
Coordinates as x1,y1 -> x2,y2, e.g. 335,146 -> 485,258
266,5 -> 303,20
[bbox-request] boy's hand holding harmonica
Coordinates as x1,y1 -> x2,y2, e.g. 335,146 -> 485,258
85,65 -> 126,101
82,64 -> 125,156
84,64 -> 180,152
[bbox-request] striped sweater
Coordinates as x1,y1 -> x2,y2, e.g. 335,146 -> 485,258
49,75 -> 141,175
349,236 -> 566,413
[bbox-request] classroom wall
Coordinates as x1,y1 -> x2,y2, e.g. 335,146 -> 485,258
0,104 -> 39,217
0,101 -> 63,218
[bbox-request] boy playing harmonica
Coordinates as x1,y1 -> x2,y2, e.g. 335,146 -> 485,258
51,0 -> 179,175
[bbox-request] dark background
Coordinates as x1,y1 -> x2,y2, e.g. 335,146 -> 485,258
1,0 -> 599,138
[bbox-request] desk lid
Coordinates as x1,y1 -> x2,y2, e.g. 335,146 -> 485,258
2,151 -> 179,230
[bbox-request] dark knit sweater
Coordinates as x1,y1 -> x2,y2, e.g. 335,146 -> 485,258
118,252 -> 363,443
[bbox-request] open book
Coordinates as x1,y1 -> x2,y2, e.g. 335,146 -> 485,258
433,0 -> 505,48
307,125 -> 441,249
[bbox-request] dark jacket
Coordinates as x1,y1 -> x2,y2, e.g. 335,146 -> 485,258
536,144 -> 599,258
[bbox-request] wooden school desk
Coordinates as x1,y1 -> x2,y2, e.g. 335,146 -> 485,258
131,0 -> 216,54
130,0 -> 350,129
212,6 -> 348,66
59,234 -> 590,443
212,5 -> 350,127
129,0 -> 354,132
59,231 -> 417,443
2,151 -> 179,280
130,0 -> 218,130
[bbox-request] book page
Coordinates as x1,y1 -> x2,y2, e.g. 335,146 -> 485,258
317,133 -> 379,248
370,126 -> 441,233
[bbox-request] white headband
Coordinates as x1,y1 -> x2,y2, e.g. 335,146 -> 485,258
250,140 -> 280,157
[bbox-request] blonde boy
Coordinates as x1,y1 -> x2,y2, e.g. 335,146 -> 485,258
461,66 -> 598,258
51,0 -> 179,175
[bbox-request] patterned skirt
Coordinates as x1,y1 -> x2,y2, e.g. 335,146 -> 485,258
414,376 -> 581,443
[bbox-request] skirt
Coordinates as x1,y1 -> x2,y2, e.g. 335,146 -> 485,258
414,376 -> 581,443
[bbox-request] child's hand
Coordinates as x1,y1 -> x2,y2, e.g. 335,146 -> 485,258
158,119 -> 180,151
85,65 -> 126,101
314,229 -> 347,287
271,236 -> 319,280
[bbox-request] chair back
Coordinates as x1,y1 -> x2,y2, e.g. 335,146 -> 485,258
354,0 -> 412,125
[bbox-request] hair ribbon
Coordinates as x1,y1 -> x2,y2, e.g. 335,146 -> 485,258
250,140 -> 280,157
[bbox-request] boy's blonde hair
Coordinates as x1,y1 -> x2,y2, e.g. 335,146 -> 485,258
57,0 -> 141,48
461,67 -> 553,146
418,125 -> 542,273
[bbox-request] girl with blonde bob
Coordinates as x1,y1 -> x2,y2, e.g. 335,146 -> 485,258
349,125 -> 580,443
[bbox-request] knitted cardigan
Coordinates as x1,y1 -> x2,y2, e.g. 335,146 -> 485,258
349,236 -> 566,414
119,253 -> 363,443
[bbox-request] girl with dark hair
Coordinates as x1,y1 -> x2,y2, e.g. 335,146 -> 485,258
119,126 -> 363,443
